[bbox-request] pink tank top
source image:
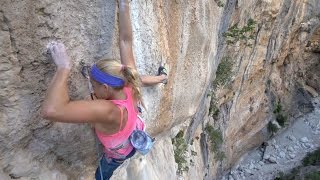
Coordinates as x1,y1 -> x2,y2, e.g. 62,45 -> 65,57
95,87 -> 144,158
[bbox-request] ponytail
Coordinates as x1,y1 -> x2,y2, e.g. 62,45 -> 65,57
121,66 -> 145,108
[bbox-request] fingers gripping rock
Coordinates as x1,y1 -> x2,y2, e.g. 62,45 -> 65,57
47,41 -> 72,69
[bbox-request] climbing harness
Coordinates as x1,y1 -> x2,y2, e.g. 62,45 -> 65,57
104,115 -> 155,157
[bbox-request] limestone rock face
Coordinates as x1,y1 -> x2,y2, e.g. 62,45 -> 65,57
218,0 -> 320,172
0,0 -> 220,179
1,0 -> 319,179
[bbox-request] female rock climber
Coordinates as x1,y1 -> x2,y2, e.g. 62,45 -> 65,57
41,0 -> 167,179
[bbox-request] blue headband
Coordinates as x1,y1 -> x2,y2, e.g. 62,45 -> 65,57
90,64 -> 125,87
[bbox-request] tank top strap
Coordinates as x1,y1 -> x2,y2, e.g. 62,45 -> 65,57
118,105 -> 124,132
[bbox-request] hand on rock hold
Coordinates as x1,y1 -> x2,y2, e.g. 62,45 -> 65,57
158,74 -> 168,84
158,65 -> 168,84
47,41 -> 71,70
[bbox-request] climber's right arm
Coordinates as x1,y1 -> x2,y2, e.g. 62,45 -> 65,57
41,42 -> 118,124
140,75 -> 167,86
119,0 -> 136,69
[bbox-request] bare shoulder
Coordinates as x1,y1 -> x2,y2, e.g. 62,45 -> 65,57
89,100 -> 120,123
44,99 -> 121,124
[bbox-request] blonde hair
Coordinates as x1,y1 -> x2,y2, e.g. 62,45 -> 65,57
95,59 -> 143,104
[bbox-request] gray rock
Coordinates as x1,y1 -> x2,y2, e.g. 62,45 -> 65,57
279,151 -> 286,158
304,143 -> 312,148
263,154 -> 270,160
231,164 -> 240,172
310,144 -> 314,148
287,135 -> 296,141
294,145 -> 299,150
287,147 -> 294,152
249,162 -> 255,170
300,137 -> 309,143
228,175 -> 235,180
289,154 -> 296,159
259,161 -> 265,166
240,173 -> 246,179
233,175 -> 240,180
238,166 -> 244,172
268,157 -> 277,163
301,22 -> 310,31
244,168 -> 251,173
255,165 -> 261,170
244,169 -> 252,177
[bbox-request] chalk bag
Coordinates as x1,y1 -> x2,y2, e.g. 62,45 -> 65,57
130,130 -> 155,155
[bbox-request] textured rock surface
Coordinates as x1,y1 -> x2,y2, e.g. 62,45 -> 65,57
217,1 -> 320,173
221,98 -> 320,180
1,0 -> 320,179
0,0 -> 220,179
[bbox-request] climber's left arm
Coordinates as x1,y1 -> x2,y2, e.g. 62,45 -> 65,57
119,0 -> 136,69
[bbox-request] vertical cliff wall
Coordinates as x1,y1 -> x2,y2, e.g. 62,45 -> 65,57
0,0 -> 222,179
1,0 -> 319,179
213,0 -> 320,179
218,0 -> 320,167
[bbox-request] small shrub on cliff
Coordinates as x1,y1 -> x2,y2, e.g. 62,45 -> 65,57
223,18 -> 257,45
212,57 -> 233,89
215,151 -> 225,161
302,148 -> 320,166
172,130 -> 189,174
275,169 -> 298,180
267,121 -> 278,135
276,114 -> 287,126
273,101 -> 287,127
275,148 -> 320,180
209,95 -> 220,119
305,171 -> 320,180
273,102 -> 282,114
205,125 -> 222,152
275,169 -> 320,180
214,0 -> 224,7
205,125 -> 225,161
